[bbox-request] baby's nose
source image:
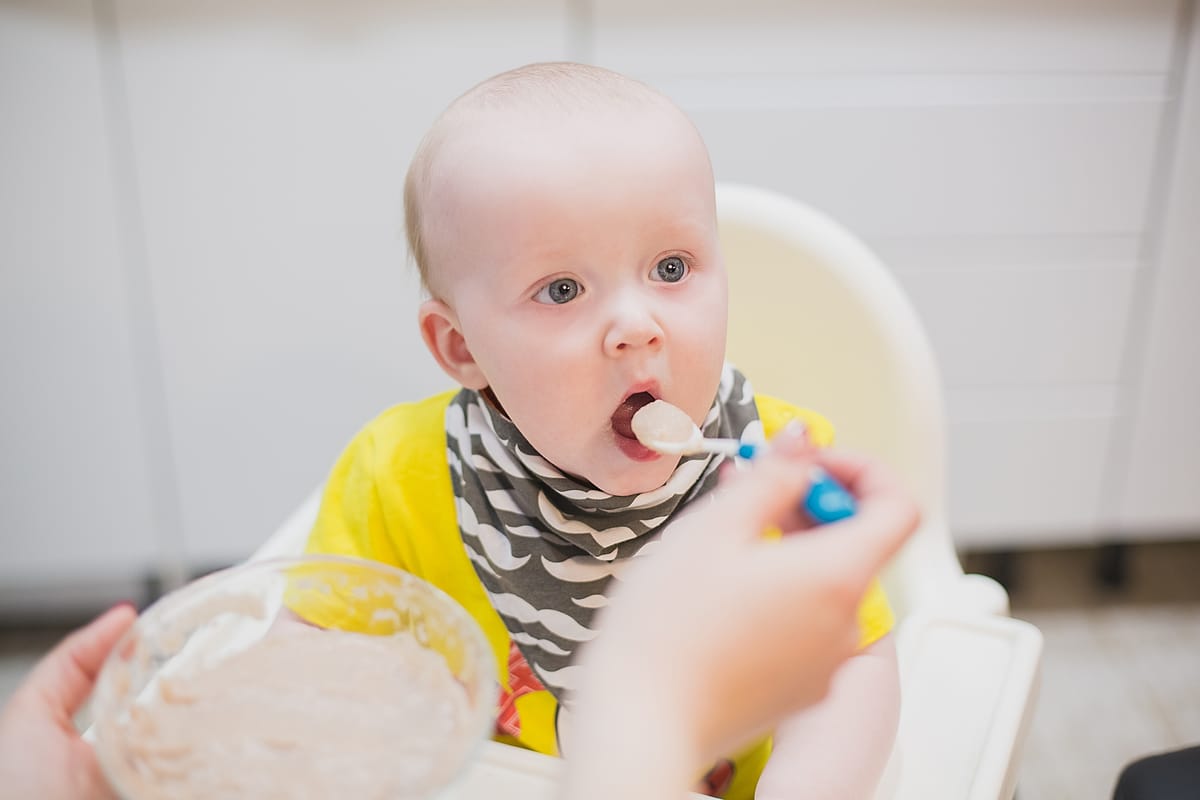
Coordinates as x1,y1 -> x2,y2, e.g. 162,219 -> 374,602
603,304 -> 664,355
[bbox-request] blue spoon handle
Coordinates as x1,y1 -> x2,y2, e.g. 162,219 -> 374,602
803,467 -> 857,524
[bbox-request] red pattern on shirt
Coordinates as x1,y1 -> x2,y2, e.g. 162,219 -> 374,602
495,641 -> 547,737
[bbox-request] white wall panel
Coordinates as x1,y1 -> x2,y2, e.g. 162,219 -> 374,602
1115,4 -> 1200,535
593,0 -> 1180,75
946,386 -> 1119,544
691,100 -> 1162,239
875,235 -> 1142,276
114,0 -> 573,564
895,265 -> 1138,387
949,416 -> 1112,544
0,2 -> 159,581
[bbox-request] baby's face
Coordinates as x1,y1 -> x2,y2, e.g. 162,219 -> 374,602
425,104 -> 727,495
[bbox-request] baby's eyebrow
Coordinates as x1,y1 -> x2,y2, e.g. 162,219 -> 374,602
512,238 -> 575,265
652,220 -> 712,245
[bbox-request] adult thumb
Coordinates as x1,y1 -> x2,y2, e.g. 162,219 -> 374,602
21,604 -> 137,720
814,451 -> 921,582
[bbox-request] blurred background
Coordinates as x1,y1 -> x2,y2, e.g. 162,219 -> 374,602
2,1 -> 1198,797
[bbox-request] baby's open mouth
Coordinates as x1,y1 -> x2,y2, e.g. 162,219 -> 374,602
611,392 -> 657,439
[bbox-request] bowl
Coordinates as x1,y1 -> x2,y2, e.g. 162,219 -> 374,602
92,555 -> 497,799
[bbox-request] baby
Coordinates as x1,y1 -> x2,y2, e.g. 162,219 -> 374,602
306,62 -> 898,799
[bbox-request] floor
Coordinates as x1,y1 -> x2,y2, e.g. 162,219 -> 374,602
967,541 -> 1200,799
2,542 -> 1199,799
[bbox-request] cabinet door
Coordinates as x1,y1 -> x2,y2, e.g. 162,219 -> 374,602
0,1 -> 160,600
113,0 -> 575,565
1114,6 -> 1200,536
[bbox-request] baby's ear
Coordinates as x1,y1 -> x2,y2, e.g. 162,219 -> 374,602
418,299 -> 488,390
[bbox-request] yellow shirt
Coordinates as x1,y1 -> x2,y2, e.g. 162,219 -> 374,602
304,390 -> 893,799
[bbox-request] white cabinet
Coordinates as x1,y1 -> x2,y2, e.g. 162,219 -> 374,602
111,0 -> 575,566
2,0 -> 1197,605
0,1 -> 161,603
0,1 -> 575,599
1114,6 -> 1200,536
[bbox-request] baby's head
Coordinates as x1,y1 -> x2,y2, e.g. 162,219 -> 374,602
409,62 -> 728,495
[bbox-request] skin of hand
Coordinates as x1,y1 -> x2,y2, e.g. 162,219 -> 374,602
756,635 -> 900,800
561,429 -> 919,800
0,603 -> 136,800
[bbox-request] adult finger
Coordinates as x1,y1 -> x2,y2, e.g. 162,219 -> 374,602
21,603 -> 137,719
690,437 -> 817,544
813,451 -> 920,580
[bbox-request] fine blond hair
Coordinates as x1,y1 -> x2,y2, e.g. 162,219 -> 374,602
403,62 -> 684,296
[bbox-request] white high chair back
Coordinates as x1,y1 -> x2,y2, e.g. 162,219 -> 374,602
719,181 -> 1004,618
718,182 -> 1041,800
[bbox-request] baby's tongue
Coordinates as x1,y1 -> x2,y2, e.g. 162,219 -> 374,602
611,393 -> 655,439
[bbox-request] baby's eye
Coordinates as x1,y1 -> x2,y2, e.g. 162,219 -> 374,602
534,277 -> 582,305
652,256 -> 688,283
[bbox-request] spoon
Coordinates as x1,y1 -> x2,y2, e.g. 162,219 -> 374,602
630,400 -> 758,459
630,399 -> 857,524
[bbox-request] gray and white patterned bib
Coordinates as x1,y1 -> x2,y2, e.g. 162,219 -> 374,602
445,364 -> 761,705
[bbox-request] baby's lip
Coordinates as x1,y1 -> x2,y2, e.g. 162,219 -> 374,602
611,389 -> 659,440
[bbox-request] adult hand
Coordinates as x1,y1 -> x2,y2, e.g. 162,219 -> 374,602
0,604 -> 137,800
564,430 -> 918,799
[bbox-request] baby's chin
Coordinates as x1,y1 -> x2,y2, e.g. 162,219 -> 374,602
586,461 -> 678,498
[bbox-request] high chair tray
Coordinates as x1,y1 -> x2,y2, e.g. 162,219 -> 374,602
442,740 -> 714,799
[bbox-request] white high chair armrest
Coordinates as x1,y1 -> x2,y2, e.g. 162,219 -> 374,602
251,485 -> 322,562
878,613 -> 1043,800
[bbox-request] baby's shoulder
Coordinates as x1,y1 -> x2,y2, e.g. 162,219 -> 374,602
350,389 -> 459,475
754,394 -> 836,447
366,389 -> 457,439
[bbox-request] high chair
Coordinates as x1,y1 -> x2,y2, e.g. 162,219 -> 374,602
720,182 -> 1042,800
254,183 -> 1042,800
